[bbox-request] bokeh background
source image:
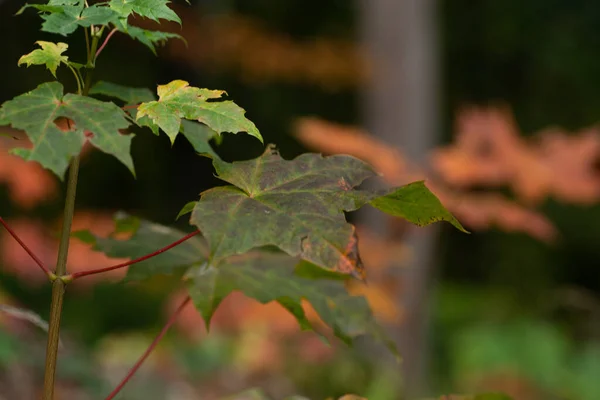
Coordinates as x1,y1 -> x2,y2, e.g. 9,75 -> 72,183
1,0 -> 600,399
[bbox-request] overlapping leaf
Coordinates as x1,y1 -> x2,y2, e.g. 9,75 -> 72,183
0,82 -> 133,178
137,80 -> 263,143
191,146 -> 375,278
18,41 -> 69,77
76,215 -> 396,356
90,82 -> 220,157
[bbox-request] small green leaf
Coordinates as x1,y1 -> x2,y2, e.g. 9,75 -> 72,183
0,82 -> 134,178
77,4 -> 121,27
109,0 -> 181,24
74,214 -> 208,281
123,26 -> 186,55
176,201 -> 197,220
18,41 -> 69,78
137,80 -> 263,143
370,181 -> 468,233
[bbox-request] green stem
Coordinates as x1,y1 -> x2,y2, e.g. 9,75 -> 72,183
41,155 -> 80,400
67,64 -> 83,95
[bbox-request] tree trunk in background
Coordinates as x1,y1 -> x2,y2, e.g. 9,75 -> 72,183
359,0 -> 440,397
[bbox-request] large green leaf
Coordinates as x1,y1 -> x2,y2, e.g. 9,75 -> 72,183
369,181 -> 468,233
18,41 -> 69,77
137,80 -> 263,143
0,82 -> 134,178
191,146 -> 375,277
73,213 -> 208,281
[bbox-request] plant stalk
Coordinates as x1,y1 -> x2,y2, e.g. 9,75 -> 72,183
42,155 -> 80,400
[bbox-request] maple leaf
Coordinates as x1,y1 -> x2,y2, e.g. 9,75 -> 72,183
18,41 -> 69,78
137,80 -> 262,143
190,146 -> 375,278
18,2 -> 120,36
90,81 -> 221,158
0,82 -> 134,178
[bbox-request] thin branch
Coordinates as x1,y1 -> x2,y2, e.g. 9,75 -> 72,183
0,217 -> 51,277
122,104 -> 140,110
68,230 -> 201,281
95,28 -> 118,61
105,296 -> 191,400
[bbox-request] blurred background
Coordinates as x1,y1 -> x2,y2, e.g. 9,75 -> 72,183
1,0 -> 600,399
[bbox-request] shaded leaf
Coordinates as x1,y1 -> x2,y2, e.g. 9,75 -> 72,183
370,181 -> 468,233
73,213 -> 208,281
18,41 -> 69,77
90,81 -> 156,105
187,251 -> 398,357
0,82 -> 133,178
180,120 -> 219,159
124,26 -> 185,55
137,80 -> 262,143
191,146 -> 376,277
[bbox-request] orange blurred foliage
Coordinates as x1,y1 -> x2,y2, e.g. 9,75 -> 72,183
133,10 -> 366,91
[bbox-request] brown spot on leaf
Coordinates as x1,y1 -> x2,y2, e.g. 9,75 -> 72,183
338,176 -> 352,191
336,227 -> 366,281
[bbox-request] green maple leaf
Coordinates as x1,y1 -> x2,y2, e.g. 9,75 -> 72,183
18,41 -> 69,77
18,2 -> 119,36
191,146 -> 376,277
137,80 -> 262,144
89,82 -> 220,157
0,82 -> 134,178
123,26 -> 185,55
75,214 -> 397,357
109,0 -> 180,24
190,147 -> 466,277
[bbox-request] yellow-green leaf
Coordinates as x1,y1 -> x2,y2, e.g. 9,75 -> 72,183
18,41 -> 69,77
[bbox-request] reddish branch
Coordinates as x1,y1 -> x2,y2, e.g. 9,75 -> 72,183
122,104 -> 140,110
68,230 -> 201,280
95,28 -> 118,60
0,217 -> 51,277
105,296 -> 192,400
